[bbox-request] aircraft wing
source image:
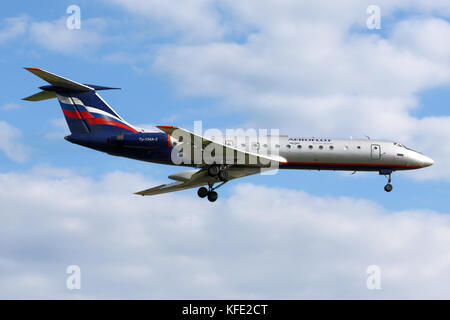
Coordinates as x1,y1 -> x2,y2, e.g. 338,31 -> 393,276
135,167 -> 261,196
136,126 -> 285,196
157,125 -> 286,167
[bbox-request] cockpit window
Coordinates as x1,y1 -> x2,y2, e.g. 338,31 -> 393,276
395,142 -> 422,154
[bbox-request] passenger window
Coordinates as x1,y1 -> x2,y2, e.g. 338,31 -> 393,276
287,145 -> 291,149
297,145 -> 302,149
329,146 -> 334,150
319,145 -> 323,150
308,145 -> 313,149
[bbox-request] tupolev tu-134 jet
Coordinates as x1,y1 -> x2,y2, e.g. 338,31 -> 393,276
24,68 -> 434,202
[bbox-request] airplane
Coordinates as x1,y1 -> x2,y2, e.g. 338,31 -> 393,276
23,68 -> 434,202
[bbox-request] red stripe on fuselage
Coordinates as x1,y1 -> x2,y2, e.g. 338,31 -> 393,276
283,161 -> 422,169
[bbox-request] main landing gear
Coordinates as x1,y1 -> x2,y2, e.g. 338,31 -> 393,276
197,182 -> 227,202
197,186 -> 218,202
198,165 -> 229,202
207,164 -> 229,181
380,170 -> 393,192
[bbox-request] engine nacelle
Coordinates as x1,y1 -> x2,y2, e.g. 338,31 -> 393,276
108,132 -> 170,148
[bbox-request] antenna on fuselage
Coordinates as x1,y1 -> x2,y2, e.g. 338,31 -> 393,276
365,135 -> 371,140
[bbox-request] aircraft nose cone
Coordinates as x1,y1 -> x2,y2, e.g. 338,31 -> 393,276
409,152 -> 434,168
422,156 -> 434,167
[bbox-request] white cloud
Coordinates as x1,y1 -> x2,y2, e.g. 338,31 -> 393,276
28,17 -> 106,55
69,0 -> 450,181
0,166 -> 449,298
0,14 -> 106,55
0,121 -> 30,162
152,13 -> 450,102
0,15 -> 28,44
392,18 -> 450,61
44,118 -> 69,140
131,2 -> 450,180
109,0 -> 225,42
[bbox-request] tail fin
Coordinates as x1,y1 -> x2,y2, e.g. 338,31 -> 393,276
23,67 -> 138,135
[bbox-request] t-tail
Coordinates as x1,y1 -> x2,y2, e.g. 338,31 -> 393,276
23,67 -> 140,135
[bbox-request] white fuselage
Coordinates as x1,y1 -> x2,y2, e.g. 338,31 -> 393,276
204,135 -> 434,172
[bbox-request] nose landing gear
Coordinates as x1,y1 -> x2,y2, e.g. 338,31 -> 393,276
380,170 -> 393,192
384,182 -> 393,192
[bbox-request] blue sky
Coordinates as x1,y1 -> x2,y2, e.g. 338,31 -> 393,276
1,0 -> 450,299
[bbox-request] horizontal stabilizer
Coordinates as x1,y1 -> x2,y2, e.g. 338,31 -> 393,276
23,90 -> 57,101
24,67 -> 94,92
84,84 -> 121,91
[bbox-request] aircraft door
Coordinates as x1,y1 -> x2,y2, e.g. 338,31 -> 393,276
371,144 -> 381,159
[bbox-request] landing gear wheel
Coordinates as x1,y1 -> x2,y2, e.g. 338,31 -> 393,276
197,187 -> 208,198
207,165 -> 220,177
218,169 -> 228,181
207,191 -> 218,202
384,183 -> 393,192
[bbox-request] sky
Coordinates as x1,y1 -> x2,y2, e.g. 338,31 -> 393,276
0,0 -> 450,299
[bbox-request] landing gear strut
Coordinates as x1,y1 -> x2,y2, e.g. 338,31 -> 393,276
199,165 -> 230,202
383,172 -> 393,192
